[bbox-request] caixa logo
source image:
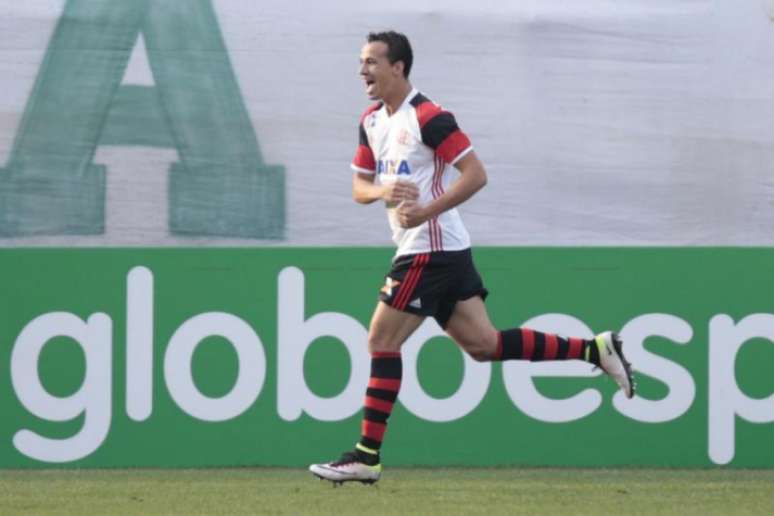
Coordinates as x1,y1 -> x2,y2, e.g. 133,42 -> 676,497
377,159 -> 411,175
6,266 -> 774,464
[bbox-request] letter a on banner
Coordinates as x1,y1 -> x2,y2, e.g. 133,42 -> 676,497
0,0 -> 285,239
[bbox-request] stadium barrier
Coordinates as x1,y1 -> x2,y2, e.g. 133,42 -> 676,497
1,248 -> 772,468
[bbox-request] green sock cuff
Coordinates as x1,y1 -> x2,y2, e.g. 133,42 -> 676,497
584,336 -> 603,366
356,443 -> 378,456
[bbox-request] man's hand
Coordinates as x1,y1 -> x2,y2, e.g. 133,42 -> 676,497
396,200 -> 429,228
382,180 -> 419,204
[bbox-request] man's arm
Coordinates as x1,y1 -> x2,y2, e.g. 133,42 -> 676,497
353,173 -> 419,205
396,151 -> 487,228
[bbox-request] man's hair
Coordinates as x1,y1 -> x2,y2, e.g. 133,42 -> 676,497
367,31 -> 413,78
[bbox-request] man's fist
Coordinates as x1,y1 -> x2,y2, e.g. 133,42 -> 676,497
396,200 -> 428,228
382,180 -> 419,204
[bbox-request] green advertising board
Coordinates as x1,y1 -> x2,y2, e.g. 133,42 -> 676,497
0,248 -> 772,468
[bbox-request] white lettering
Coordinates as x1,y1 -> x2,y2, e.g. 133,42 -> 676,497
708,314 -> 774,464
11,312 -> 112,462
614,314 -> 695,422
126,266 -> 153,421
8,263 -> 772,467
276,267 -> 370,421
164,312 -> 265,421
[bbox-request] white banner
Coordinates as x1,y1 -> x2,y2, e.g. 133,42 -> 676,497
1,0 -> 773,246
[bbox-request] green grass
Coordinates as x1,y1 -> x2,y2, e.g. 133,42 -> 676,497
1,468 -> 773,515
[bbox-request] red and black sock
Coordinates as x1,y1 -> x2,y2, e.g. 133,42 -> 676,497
494,328 -> 600,365
356,351 -> 402,463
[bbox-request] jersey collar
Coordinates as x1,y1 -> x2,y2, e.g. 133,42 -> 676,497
398,87 -> 419,113
383,87 -> 419,117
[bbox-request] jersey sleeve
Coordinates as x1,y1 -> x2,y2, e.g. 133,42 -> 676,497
351,122 -> 376,174
416,104 -> 473,164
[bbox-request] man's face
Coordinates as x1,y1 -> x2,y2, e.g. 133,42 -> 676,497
359,41 -> 402,100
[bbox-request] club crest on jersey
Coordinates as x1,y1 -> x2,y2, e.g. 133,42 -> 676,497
377,159 -> 411,176
396,128 -> 411,146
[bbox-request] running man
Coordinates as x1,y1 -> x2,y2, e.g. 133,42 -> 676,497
309,31 -> 634,485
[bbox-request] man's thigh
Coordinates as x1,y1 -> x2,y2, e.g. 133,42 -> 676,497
367,301 -> 425,353
444,296 -> 499,358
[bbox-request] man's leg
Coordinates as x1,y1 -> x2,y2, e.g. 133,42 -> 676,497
358,301 -> 424,453
309,302 -> 424,484
444,297 -> 634,397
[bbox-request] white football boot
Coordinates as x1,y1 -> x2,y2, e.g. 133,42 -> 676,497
595,331 -> 635,398
309,450 -> 382,486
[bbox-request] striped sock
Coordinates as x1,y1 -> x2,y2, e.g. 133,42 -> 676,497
357,351 -> 402,460
494,328 -> 600,365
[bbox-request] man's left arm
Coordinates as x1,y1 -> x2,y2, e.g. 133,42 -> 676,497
396,151 -> 487,228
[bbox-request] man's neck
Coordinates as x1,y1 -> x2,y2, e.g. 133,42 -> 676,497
383,82 -> 413,115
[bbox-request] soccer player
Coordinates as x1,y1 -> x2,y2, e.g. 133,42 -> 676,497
309,31 -> 634,485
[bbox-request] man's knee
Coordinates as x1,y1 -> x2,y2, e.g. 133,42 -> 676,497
367,332 -> 401,354
457,332 -> 499,362
467,344 -> 492,362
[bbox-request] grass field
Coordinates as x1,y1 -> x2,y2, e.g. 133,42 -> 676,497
1,468 -> 773,515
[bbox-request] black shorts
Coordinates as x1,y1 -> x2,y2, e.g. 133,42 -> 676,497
378,248 -> 489,328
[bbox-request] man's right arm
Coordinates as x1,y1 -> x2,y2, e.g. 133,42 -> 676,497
352,173 -> 383,204
352,173 -> 419,205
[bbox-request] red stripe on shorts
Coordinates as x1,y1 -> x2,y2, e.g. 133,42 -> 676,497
393,254 -> 429,310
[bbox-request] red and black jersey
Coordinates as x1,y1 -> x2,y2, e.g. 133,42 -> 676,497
351,89 -> 474,256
